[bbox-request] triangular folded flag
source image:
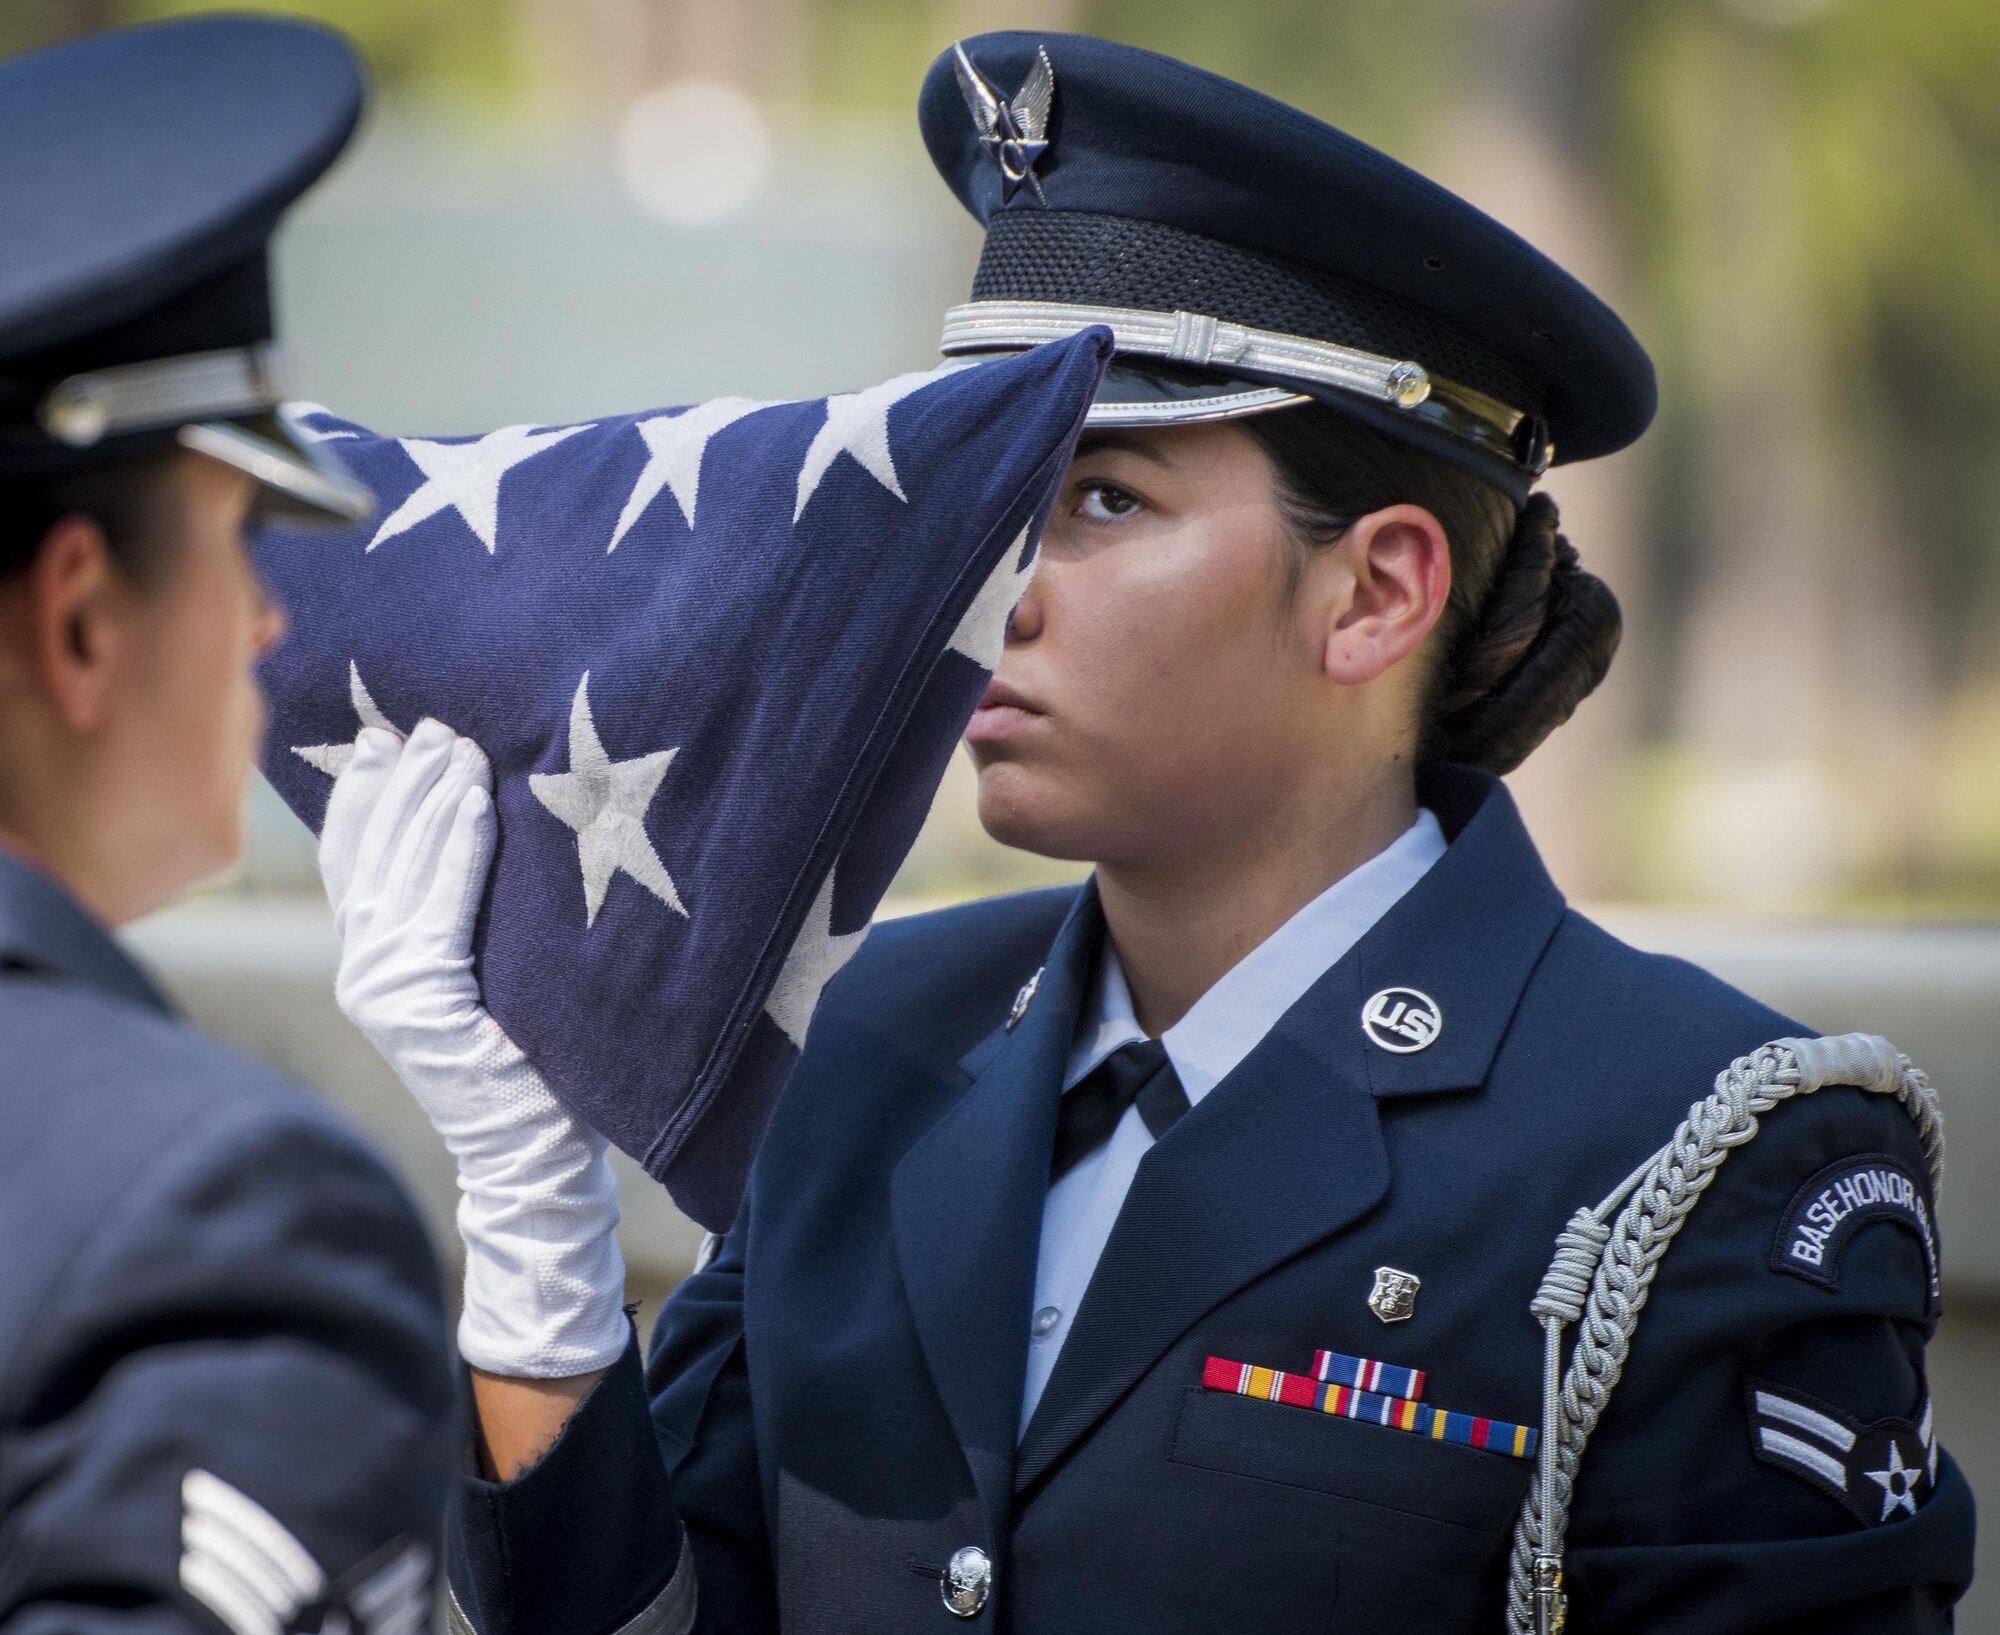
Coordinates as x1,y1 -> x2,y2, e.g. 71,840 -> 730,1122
256,331 -> 1110,1228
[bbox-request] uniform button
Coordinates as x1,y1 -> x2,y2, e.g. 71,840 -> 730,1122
1032,1305 -> 1061,1339
942,1545 -> 991,1618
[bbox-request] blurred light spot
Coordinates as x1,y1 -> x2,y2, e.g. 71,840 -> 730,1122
1716,0 -> 1835,29
618,81 -> 770,226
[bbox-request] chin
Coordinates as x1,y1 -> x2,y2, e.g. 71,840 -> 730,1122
974,762 -> 1105,863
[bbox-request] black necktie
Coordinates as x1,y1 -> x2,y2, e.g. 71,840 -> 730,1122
1050,1039 -> 1191,1182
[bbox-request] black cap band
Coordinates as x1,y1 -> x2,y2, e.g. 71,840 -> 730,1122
973,210 -> 1546,417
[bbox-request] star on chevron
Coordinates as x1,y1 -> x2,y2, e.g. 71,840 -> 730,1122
291,662 -> 399,777
793,368 -> 944,522
529,672 -> 686,928
609,397 -> 779,550
764,868 -> 868,1049
369,422 -> 593,554
1865,1439 -> 1922,1520
947,524 -> 1035,670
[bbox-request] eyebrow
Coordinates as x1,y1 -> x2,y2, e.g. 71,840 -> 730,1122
1073,431 -> 1174,467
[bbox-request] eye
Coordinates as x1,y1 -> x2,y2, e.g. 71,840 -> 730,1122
1072,479 -> 1145,522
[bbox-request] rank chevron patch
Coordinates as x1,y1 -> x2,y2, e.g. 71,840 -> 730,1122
1747,1381 -> 1939,1525
178,1469 -> 436,1635
179,1468 -> 326,1635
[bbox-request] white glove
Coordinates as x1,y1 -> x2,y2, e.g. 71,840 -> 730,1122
320,718 -> 628,1378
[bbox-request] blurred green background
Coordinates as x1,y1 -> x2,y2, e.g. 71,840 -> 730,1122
12,4 -> 2000,1619
8,0 -> 2000,912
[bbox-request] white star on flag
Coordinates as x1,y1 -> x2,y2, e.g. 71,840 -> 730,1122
1865,1439 -> 1921,1520
291,662 -> 398,777
764,868 -> 868,1048
369,422 -> 593,554
609,397 -> 780,549
946,524 -> 1035,670
793,368 -> 944,522
530,672 -> 687,927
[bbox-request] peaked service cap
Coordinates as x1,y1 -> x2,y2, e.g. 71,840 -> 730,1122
921,32 -> 1657,503
0,15 -> 372,522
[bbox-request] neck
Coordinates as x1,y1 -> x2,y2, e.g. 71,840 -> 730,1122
0,821 -> 116,926
0,743 -> 146,927
1095,767 -> 1418,1038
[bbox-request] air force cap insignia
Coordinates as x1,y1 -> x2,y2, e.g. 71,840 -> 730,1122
952,41 -> 1055,205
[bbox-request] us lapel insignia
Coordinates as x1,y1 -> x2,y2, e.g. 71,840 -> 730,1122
1361,987 -> 1442,1053
1368,1265 -> 1422,1323
1006,966 -> 1043,1032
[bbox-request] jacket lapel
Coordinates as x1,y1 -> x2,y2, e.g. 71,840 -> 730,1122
1011,970 -> 1392,1491
889,882 -> 1102,1540
1014,767 -> 1568,1491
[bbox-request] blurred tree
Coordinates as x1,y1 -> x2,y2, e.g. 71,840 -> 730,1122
0,1 -> 115,51
57,0 -> 530,97
1082,0 -> 1451,155
1619,0 -> 2000,905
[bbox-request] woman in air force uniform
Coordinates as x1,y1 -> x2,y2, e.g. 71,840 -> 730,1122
0,20 -> 456,1635
323,32 -> 1973,1635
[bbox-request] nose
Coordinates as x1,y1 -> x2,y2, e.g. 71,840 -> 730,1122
1006,558 -> 1045,644
251,576 -> 287,658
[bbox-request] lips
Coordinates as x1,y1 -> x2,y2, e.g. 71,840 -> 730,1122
965,677 -> 1045,745
977,678 -> 1039,714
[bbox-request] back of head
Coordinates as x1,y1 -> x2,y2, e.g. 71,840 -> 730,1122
0,14 -> 373,922
1242,404 -> 1621,775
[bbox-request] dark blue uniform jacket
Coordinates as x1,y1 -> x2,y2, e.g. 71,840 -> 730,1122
452,768 -> 1974,1634
0,851 -> 457,1635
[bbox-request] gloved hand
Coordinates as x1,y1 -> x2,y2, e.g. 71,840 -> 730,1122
320,718 -> 628,1378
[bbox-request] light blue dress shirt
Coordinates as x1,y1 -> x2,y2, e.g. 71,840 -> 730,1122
1019,808 -> 1448,1434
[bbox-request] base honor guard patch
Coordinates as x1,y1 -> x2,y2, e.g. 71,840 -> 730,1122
1203,1356 -> 1536,1459
1772,1153 -> 1941,1315
1748,1382 -> 1938,1524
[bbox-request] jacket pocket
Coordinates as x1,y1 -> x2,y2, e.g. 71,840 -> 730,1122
1168,1386 -> 1532,1538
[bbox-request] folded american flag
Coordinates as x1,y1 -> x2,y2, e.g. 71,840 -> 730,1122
255,332 -> 1110,1227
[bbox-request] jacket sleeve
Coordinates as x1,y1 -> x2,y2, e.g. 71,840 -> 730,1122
448,1222 -> 771,1635
0,1098 -> 457,1635
1562,1078 -> 1975,1634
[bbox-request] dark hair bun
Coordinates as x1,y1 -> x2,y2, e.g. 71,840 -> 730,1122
1428,493 -> 1621,775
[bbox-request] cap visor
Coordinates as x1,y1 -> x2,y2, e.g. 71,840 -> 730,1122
177,411 -> 374,527
1080,359 -> 1306,427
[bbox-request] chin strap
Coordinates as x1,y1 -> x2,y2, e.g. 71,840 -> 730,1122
1505,1034 -> 1945,1635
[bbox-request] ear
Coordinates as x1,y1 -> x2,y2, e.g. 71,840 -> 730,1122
1319,503 -> 1452,688
15,513 -> 133,735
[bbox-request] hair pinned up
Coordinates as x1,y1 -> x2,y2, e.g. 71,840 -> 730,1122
1242,402 -> 1621,776
1425,492 -> 1620,773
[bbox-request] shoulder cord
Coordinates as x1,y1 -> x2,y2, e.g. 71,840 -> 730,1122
1504,1033 -> 1945,1635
